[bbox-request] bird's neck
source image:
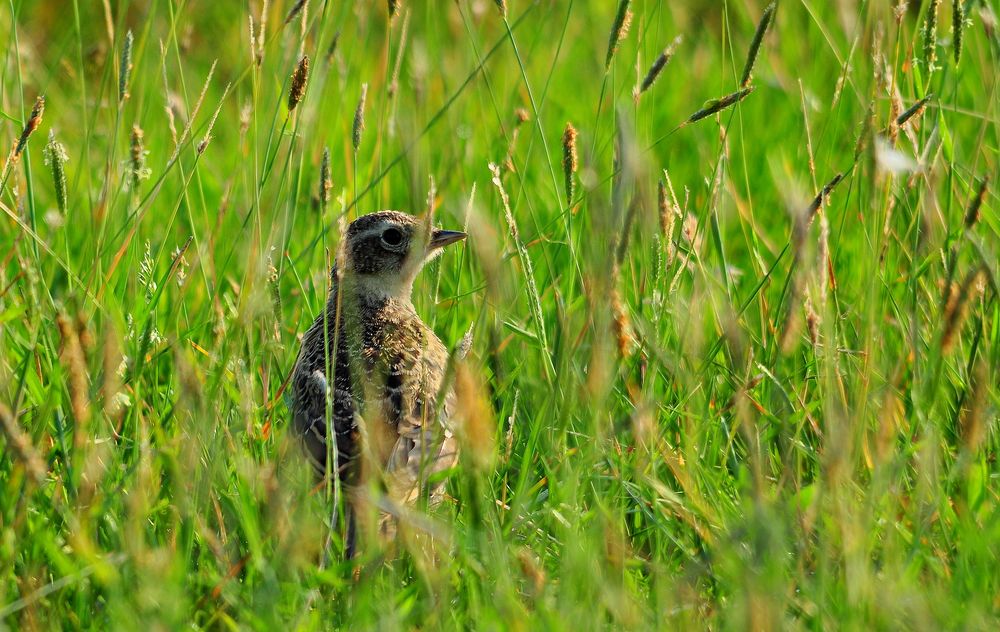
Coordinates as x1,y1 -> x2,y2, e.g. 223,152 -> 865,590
329,270 -> 415,309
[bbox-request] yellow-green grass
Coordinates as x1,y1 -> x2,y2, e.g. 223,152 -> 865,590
1,1 -> 998,628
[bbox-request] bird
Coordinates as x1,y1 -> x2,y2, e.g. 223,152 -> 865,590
289,210 -> 467,556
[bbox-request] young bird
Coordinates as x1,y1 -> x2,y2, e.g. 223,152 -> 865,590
290,210 -> 466,555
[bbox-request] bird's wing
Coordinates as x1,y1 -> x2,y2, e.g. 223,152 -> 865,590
383,331 -> 458,504
291,313 -> 358,480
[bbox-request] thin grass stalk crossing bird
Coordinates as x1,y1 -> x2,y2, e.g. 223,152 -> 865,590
290,210 -> 467,557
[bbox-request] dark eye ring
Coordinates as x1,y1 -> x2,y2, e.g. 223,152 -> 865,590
381,227 -> 404,247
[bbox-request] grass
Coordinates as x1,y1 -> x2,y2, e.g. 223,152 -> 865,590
1,0 -> 998,628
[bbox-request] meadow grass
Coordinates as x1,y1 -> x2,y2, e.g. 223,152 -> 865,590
1,0 -> 998,628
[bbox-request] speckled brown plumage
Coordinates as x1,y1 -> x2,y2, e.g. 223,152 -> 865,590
290,211 -> 465,554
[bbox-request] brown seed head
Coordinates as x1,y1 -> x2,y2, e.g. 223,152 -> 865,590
288,55 -> 310,112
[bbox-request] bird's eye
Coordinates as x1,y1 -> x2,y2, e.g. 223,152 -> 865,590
381,227 -> 404,247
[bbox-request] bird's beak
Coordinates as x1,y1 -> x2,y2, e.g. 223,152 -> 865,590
429,229 -> 467,249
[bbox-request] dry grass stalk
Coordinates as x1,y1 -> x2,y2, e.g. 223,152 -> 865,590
168,61 -> 216,164
605,0 -> 634,71
118,30 -> 134,103
562,122 -> 578,205
320,147 -> 332,213
963,176 -> 989,228
44,131 -> 68,214
256,0 -> 269,66
102,323 -> 125,421
657,179 -> 677,266
57,313 -> 91,450
611,281 -> 634,357
961,359 -> 989,453
453,362 -> 496,471
353,83 -> 368,152
923,0 -> 941,70
941,267 -> 984,353
0,403 -> 46,484
636,35 -> 682,97
888,91 -> 903,145
805,297 -> 820,346
740,2 -> 776,88
197,82 -> 232,155
489,162 -> 549,354
682,87 -> 754,126
503,108 -> 530,173
388,10 -> 410,98
128,125 -> 150,190
288,55 -> 310,112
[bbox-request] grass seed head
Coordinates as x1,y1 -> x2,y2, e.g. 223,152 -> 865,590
922,0 -> 941,71
14,96 -> 45,159
683,87 -> 754,126
562,122 -> 578,205
740,2 -> 776,88
353,83 -> 368,151
896,94 -> 933,128
128,125 -> 151,190
637,35 -> 682,96
605,0 -> 634,70
43,130 -> 69,213
953,0 -> 965,64
320,147 -> 332,211
494,0 -> 507,18
119,30 -> 134,102
387,0 -> 400,19
288,55 -> 310,112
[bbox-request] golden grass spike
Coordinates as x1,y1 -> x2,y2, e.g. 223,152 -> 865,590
561,122 -> 578,205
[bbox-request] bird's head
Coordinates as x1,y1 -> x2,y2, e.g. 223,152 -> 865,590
339,210 -> 466,299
